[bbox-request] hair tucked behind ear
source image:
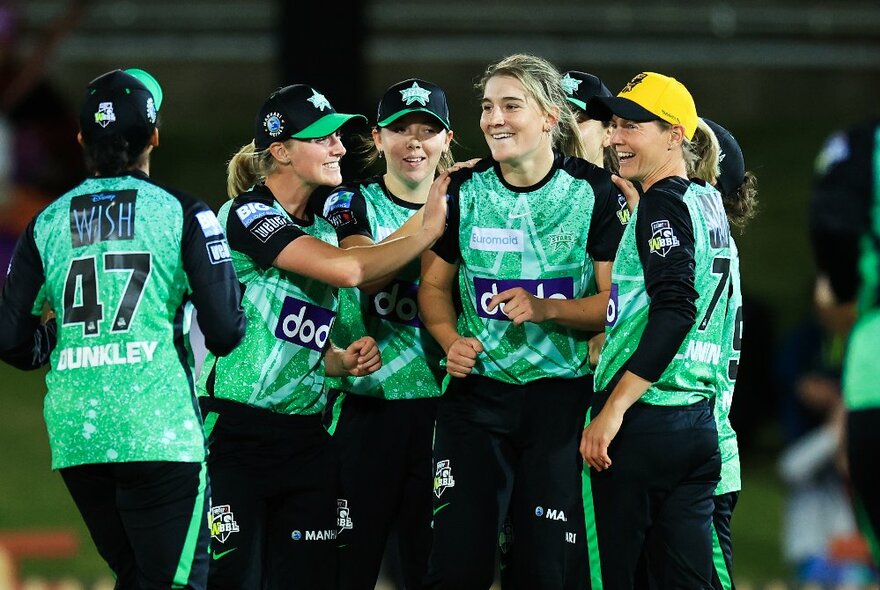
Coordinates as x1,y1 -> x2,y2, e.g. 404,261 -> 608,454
478,53 -> 586,160
226,141 -> 280,198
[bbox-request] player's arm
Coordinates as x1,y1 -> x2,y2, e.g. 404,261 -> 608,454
0,219 -> 57,370
181,202 -> 246,357
323,336 -> 382,377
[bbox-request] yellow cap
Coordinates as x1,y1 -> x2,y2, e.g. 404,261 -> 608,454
585,72 -> 698,140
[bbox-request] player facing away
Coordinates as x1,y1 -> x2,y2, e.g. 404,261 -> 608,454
0,68 -> 246,589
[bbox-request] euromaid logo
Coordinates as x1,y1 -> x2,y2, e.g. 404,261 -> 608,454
470,227 -> 524,252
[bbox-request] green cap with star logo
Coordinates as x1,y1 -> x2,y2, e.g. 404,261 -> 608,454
376,78 -> 451,130
254,84 -> 367,149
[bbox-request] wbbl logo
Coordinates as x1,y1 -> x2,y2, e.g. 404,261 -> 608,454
648,220 -> 680,257
369,279 -> 420,326
337,499 -> 353,533
209,505 -> 240,543
275,297 -> 336,352
434,459 -> 455,498
474,277 -> 574,320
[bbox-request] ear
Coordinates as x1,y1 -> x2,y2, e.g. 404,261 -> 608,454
371,127 -> 383,152
669,125 -> 685,146
149,127 -> 160,148
268,141 -> 290,164
77,131 -> 84,147
444,129 -> 454,151
545,106 -> 561,130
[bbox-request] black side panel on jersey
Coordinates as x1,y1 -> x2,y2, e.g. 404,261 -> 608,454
628,178 -> 698,382
0,218 -> 57,370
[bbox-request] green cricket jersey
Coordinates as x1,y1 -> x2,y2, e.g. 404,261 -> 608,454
716,239 -> 742,495
0,171 -> 244,469
320,176 -> 444,399
431,154 -> 627,385
595,177 -> 732,406
197,184 -> 338,415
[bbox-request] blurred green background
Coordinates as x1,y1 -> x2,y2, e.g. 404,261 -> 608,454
3,0 -> 880,586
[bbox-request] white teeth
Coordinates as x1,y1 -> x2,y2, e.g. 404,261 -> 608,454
617,152 -> 634,159
325,162 -> 340,169
492,133 -> 513,139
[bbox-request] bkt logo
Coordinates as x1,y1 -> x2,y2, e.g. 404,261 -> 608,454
606,283 -> 619,327
275,297 -> 336,351
235,202 -> 275,226
369,280 -> 420,326
474,277 -> 574,321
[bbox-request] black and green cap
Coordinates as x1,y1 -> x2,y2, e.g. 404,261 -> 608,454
79,68 -> 162,146
376,78 -> 451,130
561,71 -> 612,113
255,84 -> 367,149
703,118 -> 745,199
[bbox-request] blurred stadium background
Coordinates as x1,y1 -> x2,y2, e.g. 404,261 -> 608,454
2,0 -> 880,587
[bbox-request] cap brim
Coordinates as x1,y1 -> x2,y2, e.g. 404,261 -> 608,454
124,68 -> 163,111
565,96 -> 587,113
377,108 -> 451,130
291,113 -> 367,139
585,96 -> 659,124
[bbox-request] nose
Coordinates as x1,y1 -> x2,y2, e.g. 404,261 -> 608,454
609,126 -> 623,146
484,105 -> 503,126
406,134 -> 422,149
329,133 -> 346,155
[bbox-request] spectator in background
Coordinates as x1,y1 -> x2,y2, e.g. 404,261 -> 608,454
810,115 -> 880,567
0,1 -> 87,282
777,276 -> 876,587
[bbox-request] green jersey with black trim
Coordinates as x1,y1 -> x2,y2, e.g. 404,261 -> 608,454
198,196 -> 338,415
596,181 -> 732,406
436,155 -> 625,385
326,181 -> 444,399
716,239 -> 742,495
25,173 -> 241,469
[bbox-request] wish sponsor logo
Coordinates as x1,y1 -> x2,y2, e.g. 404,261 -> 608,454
234,202 -> 276,226
274,297 -> 336,352
606,283 -> 619,327
70,190 -> 137,247
369,279 -> 420,326
474,277 -> 574,321
469,227 -> 524,252
249,215 -> 289,243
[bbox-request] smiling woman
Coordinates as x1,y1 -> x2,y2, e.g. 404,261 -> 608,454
194,83 -> 450,589
579,72 -> 734,588
417,53 -> 628,590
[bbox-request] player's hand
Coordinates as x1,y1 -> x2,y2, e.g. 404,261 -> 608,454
343,336 -> 382,377
422,172 -> 450,243
445,337 -> 484,378
580,407 -> 623,471
588,332 -> 606,369
446,158 -> 480,173
487,287 -> 547,325
611,174 -> 640,212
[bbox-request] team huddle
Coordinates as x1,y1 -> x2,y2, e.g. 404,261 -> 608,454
0,53 -> 763,589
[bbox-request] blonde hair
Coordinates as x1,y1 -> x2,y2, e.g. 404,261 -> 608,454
689,118 -> 759,231
225,140 -> 284,198
478,54 -> 586,160
689,118 -> 721,183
